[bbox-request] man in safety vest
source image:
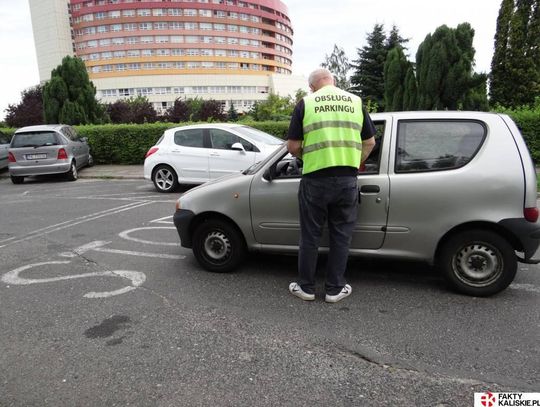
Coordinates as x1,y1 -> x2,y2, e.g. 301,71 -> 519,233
287,68 -> 376,303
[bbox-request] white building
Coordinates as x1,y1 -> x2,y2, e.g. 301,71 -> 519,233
29,0 -> 308,114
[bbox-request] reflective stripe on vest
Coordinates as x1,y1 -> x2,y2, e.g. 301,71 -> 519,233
302,86 -> 364,175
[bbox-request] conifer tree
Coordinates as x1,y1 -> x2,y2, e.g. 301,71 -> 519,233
349,24 -> 387,110
490,0 -> 514,106
43,55 -> 103,124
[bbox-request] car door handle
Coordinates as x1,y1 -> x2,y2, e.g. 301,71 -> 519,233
360,185 -> 380,193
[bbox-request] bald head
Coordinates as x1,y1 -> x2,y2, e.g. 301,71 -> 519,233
308,68 -> 335,92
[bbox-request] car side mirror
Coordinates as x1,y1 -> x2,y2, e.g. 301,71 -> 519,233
263,164 -> 276,181
81,137 -> 88,143
231,142 -> 244,151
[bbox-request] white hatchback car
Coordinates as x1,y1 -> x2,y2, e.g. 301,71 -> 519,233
144,123 -> 283,192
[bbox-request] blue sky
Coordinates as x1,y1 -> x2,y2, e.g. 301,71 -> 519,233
0,0 -> 500,121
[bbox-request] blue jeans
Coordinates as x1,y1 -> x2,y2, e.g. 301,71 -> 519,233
297,176 -> 358,295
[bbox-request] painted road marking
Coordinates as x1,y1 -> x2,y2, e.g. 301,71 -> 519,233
509,283 -> 540,293
0,201 -> 152,249
149,216 -> 174,225
119,226 -> 178,246
1,261 -> 146,298
60,240 -> 185,260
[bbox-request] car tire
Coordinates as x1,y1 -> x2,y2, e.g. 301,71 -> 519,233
87,154 -> 94,167
66,161 -> 78,181
152,165 -> 178,193
192,219 -> 247,273
10,175 -> 24,184
438,229 -> 517,297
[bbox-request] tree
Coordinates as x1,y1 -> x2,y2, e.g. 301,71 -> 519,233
416,23 -> 487,110
403,67 -> 418,111
42,56 -> 103,124
165,98 -> 190,122
490,0 -> 514,106
128,96 -> 157,124
294,88 -> 307,103
106,99 -> 131,124
249,93 -> 294,121
227,101 -> 239,121
105,96 -> 157,123
321,44 -> 351,90
383,47 -> 410,111
490,0 -> 540,107
386,24 -> 410,53
198,100 -> 225,122
350,24 -> 387,110
4,85 -> 44,127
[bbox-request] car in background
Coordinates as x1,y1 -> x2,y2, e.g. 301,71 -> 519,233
144,123 -> 284,192
173,111 -> 540,297
8,124 -> 93,184
0,131 -> 10,170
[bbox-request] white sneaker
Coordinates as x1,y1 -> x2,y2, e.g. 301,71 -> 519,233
289,282 -> 315,301
325,284 -> 352,303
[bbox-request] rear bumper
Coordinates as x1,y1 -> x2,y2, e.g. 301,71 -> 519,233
173,209 -> 195,248
499,218 -> 540,264
8,162 -> 71,177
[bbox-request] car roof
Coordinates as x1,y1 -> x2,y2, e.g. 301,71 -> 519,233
166,123 -> 246,132
369,111 -> 502,120
15,124 -> 67,133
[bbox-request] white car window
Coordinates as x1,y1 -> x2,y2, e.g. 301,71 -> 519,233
174,129 -> 205,147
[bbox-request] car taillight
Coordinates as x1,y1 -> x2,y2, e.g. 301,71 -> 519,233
145,147 -> 159,158
524,207 -> 539,222
57,148 -> 68,160
8,152 -> 16,162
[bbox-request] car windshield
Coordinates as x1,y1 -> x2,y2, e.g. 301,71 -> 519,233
11,131 -> 58,148
233,126 -> 283,145
243,144 -> 288,175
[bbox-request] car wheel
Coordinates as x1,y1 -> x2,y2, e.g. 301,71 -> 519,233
438,229 -> 516,296
66,161 -> 78,181
87,154 -> 94,167
10,175 -> 24,184
152,165 -> 178,193
192,219 -> 247,273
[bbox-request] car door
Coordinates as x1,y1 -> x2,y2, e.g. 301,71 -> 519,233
249,119 -> 390,250
70,126 -> 89,166
169,128 -> 210,183
208,128 -> 257,179
0,133 -> 9,169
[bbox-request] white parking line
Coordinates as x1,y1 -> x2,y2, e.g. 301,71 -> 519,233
1,261 -> 146,298
119,227 -> 178,246
0,201 -> 152,249
509,283 -> 540,293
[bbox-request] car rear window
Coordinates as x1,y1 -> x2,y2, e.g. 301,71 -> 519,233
395,120 -> 486,172
11,131 -> 59,148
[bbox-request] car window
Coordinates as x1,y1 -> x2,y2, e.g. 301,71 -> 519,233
210,129 -> 256,151
11,131 -> 59,148
233,126 -> 283,145
360,120 -> 386,174
174,129 -> 205,148
395,120 -> 485,173
67,126 -> 80,141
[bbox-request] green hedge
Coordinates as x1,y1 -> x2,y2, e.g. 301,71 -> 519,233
505,110 -> 540,163
76,121 -> 289,165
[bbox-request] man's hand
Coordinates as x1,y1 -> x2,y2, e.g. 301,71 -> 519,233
287,139 -> 303,158
360,136 -> 376,167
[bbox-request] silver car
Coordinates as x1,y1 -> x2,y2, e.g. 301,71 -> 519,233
0,131 -> 9,170
8,124 -> 93,184
173,111 -> 540,297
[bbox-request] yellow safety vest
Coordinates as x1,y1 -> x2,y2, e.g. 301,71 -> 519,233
302,86 -> 364,175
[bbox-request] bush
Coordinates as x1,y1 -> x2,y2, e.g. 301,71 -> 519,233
496,101 -> 540,162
